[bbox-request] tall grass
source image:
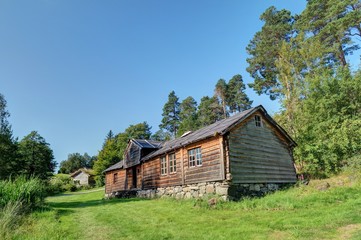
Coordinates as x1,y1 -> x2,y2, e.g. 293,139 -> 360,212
0,176 -> 46,210
0,200 -> 22,239
0,176 -> 47,239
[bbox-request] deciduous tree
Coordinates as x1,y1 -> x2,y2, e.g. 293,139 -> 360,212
18,131 -> 56,179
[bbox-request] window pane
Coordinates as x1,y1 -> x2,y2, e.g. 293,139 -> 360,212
161,156 -> 167,175
196,148 -> 202,165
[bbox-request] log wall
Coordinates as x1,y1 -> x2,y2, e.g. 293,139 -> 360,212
228,112 -> 297,183
105,169 -> 126,194
142,136 -> 224,189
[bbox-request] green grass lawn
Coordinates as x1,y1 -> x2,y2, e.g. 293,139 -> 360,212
11,176 -> 361,240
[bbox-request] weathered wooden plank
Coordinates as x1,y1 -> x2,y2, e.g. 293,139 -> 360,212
230,155 -> 293,167
230,161 -> 295,172
229,111 -> 296,184
230,146 -> 290,158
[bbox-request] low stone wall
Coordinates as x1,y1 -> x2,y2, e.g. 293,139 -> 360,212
137,181 -> 229,201
106,182 -> 292,201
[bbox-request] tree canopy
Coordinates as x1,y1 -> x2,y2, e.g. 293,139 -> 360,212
18,131 -> 56,179
159,91 -> 180,138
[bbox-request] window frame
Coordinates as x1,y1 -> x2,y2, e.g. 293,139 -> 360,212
113,172 -> 118,184
160,156 -> 167,175
169,153 -> 176,174
188,147 -> 202,167
255,115 -> 262,127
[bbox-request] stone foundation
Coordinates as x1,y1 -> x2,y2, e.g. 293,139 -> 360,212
105,189 -> 138,199
137,181 -> 229,201
106,182 -> 291,201
228,183 -> 292,200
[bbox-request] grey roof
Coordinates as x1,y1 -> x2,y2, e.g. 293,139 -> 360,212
132,139 -> 163,149
142,105 -> 296,162
104,160 -> 124,172
143,106 -> 264,161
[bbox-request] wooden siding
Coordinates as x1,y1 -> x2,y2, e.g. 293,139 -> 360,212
124,142 -> 141,168
229,112 -> 296,183
183,136 -> 223,184
142,136 -> 224,189
105,169 -> 126,194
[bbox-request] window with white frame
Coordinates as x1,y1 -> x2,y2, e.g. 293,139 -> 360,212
160,156 -> 167,175
255,115 -> 262,127
169,153 -> 176,173
188,147 -> 202,167
196,148 -> 202,165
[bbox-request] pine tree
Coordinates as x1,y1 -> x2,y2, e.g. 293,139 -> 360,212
227,74 -> 253,114
296,0 -> 361,67
246,6 -> 295,100
215,79 -> 228,118
159,91 -> 180,138
178,96 -> 199,137
198,96 -> 223,127
0,93 -> 19,179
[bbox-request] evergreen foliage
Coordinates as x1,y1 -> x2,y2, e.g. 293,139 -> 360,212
178,96 -> 199,137
227,74 -> 253,113
93,122 -> 153,186
250,0 -> 361,177
215,79 -> 228,118
0,94 -> 19,180
159,91 -> 180,138
197,96 -> 223,127
246,6 -> 295,100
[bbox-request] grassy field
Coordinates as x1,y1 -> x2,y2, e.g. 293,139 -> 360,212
10,175 -> 361,240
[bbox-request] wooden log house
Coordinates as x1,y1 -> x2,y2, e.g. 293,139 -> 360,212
104,105 -> 297,200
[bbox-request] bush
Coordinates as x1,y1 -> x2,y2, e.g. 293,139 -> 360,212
0,176 -> 46,210
48,174 -> 77,195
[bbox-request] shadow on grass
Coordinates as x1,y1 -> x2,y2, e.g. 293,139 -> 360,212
48,197 -> 150,209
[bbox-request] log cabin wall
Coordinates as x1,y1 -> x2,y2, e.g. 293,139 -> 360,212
142,149 -> 182,189
228,111 -> 297,184
183,136 -> 224,184
105,169 -> 126,194
142,136 -> 225,189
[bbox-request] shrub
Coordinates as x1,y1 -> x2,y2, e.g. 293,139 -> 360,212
48,174 -> 77,195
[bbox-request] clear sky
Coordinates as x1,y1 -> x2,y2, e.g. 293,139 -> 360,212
1,0 -> 310,167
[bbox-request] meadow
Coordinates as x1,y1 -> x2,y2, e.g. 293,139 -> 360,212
6,173 -> 361,240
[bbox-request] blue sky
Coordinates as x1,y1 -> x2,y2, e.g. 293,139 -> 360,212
0,0 -> 322,167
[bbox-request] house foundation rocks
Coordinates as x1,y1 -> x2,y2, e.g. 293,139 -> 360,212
228,183 -> 291,200
105,189 -> 138,199
106,182 -> 292,200
137,181 -> 230,201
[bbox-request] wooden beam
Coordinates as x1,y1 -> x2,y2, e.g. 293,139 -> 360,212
219,136 -> 225,180
181,147 -> 185,185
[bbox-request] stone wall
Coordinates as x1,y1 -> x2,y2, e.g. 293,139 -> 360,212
137,181 -> 229,201
106,181 -> 291,201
